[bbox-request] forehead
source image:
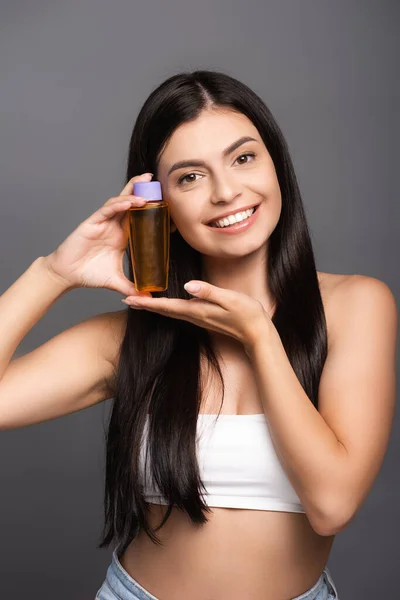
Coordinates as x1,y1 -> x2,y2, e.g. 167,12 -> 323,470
158,109 -> 261,164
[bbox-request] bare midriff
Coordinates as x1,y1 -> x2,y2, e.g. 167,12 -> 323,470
119,503 -> 335,600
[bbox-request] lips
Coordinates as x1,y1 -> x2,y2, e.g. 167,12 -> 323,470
206,202 -> 261,226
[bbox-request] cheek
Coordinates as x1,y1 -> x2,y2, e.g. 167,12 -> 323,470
259,166 -> 281,201
169,203 -> 201,229
167,190 -> 204,225
168,201 -> 209,251
251,178 -> 280,207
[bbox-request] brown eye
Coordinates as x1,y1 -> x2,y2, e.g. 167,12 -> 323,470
235,152 -> 255,165
177,173 -> 201,185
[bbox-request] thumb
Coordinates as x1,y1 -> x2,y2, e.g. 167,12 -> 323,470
119,172 -> 153,196
114,276 -> 152,299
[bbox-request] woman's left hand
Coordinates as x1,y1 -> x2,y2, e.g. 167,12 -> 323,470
121,280 -> 273,353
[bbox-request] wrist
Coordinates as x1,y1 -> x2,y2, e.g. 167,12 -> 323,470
244,316 -> 276,359
35,256 -> 75,294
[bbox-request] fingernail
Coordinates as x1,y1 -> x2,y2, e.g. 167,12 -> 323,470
184,282 -> 201,293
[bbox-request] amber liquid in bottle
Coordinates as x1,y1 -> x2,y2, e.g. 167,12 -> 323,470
128,200 -> 170,292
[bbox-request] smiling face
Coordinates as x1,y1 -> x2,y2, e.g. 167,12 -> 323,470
156,108 -> 282,261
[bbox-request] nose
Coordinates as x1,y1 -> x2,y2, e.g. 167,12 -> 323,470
210,170 -> 242,205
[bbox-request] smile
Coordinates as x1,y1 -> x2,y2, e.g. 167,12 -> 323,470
206,204 -> 261,234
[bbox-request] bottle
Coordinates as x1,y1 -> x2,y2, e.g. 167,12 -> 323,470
127,180 -> 170,292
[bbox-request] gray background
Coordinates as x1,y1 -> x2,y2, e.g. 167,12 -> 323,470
0,1 -> 398,598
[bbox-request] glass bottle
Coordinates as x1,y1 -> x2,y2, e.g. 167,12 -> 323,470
127,181 -> 170,292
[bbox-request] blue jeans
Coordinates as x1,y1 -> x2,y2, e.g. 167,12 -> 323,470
95,546 -> 340,600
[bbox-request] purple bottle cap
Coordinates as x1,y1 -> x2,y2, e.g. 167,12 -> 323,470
133,181 -> 162,201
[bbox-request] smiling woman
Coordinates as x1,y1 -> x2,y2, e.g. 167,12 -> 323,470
89,69 -> 398,600
0,67 -> 395,600
155,107 -> 282,264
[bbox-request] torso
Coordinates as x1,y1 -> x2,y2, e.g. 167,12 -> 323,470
112,271 -> 349,600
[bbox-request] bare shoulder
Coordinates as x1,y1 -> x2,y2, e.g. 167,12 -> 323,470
317,270 -> 398,348
317,270 -> 396,296
316,270 -> 360,308
317,271 -> 351,349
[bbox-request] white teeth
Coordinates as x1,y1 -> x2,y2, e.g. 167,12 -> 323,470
210,206 -> 256,228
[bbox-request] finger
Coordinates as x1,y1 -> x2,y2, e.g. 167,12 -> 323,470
183,280 -> 230,308
89,196 -> 147,225
123,296 -> 206,318
113,284 -> 152,299
115,277 -> 152,299
123,300 -> 201,326
119,172 -> 153,196
103,194 -> 147,207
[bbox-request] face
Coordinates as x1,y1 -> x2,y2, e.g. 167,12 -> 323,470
156,108 -> 282,260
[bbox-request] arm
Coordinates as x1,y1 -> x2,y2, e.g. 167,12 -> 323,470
0,256 -> 126,429
246,276 -> 398,536
0,256 -> 72,377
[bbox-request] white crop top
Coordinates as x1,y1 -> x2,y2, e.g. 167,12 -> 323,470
139,413 -> 306,513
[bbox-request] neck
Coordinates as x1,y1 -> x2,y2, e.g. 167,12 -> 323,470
201,244 -> 275,315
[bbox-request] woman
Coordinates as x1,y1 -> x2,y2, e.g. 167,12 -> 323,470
0,70 -> 397,600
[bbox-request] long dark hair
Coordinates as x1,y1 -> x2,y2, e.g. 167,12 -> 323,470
97,69 -> 327,553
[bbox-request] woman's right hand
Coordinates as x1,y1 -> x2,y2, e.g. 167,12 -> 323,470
43,172 -> 154,297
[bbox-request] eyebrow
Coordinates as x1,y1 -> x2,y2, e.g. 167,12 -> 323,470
167,136 -> 258,177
